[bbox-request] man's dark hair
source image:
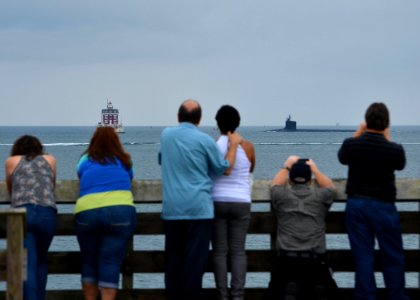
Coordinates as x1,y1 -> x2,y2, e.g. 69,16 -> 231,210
215,105 -> 240,134
178,102 -> 202,124
365,102 -> 389,131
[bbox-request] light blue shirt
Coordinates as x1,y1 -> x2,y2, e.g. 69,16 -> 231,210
160,122 -> 230,220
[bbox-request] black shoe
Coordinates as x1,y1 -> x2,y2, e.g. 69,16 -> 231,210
284,282 -> 298,300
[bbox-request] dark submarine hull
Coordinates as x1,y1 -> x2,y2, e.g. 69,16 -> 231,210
268,128 -> 354,133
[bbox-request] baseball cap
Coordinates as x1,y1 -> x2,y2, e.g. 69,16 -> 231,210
289,160 -> 312,184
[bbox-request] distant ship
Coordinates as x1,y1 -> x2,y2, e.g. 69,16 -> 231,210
97,100 -> 125,133
268,114 -> 354,133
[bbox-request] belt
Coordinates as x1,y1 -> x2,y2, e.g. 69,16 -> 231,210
277,250 -> 325,260
352,194 -> 379,200
351,194 -> 394,203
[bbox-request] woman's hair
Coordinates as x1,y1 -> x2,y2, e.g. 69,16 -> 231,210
215,105 -> 240,134
11,135 -> 44,160
84,127 -> 132,169
365,102 -> 390,131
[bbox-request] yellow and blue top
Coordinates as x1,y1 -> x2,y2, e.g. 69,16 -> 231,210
75,154 -> 134,214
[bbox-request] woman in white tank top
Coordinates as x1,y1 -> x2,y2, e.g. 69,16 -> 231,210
211,105 -> 256,300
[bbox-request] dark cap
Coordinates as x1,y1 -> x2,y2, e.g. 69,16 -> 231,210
289,160 -> 312,184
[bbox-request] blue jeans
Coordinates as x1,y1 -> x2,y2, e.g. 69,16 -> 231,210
212,202 -> 251,300
164,219 -> 213,300
20,204 -> 57,300
75,205 -> 137,288
345,197 -> 409,300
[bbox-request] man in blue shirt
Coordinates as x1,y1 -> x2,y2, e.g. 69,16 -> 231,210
159,99 -> 243,300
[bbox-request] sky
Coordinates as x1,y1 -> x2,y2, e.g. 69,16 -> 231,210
0,1 -> 419,126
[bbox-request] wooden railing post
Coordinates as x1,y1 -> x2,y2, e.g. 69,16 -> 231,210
4,208 -> 26,300
269,203 -> 276,251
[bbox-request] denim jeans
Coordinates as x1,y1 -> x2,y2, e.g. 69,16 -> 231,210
20,204 -> 57,300
345,197 -> 409,300
212,202 -> 251,300
75,205 -> 137,288
164,219 -> 213,300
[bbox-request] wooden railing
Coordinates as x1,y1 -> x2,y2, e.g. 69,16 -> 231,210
1,179 -> 420,299
0,208 -> 26,300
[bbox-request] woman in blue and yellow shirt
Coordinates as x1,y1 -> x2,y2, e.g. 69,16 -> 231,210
75,127 -> 136,300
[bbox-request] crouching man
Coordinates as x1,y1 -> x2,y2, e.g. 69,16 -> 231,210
266,156 -> 338,300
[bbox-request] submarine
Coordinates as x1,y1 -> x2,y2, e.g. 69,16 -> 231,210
269,115 -> 354,133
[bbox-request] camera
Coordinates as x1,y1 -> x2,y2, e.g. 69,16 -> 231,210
297,158 -> 309,164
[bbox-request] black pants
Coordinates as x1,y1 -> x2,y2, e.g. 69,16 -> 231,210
265,252 -> 338,300
164,219 -> 213,300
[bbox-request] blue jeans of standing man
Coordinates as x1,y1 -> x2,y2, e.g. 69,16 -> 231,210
212,201 -> 251,300
20,204 -> 57,300
164,219 -> 213,300
75,205 -> 137,288
345,197 -> 409,300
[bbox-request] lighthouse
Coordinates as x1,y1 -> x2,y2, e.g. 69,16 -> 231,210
97,100 -> 125,133
101,100 -> 119,126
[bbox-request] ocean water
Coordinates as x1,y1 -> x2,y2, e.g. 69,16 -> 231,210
1,125 -> 420,290
1,125 -> 420,180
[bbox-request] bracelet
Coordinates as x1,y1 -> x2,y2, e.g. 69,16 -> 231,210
283,166 -> 290,171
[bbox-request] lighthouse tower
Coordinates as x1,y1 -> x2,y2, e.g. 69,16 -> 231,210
101,100 -> 119,126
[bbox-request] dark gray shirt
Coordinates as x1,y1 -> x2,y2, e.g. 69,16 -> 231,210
271,184 -> 335,254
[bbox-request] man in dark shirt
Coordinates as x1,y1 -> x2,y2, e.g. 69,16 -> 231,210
338,102 -> 409,300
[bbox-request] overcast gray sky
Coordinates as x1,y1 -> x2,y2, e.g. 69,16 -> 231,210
1,1 -> 419,126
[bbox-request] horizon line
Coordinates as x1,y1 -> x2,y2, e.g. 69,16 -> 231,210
1,124 -> 420,127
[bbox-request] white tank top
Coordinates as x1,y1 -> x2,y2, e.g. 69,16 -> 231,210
212,135 -> 252,203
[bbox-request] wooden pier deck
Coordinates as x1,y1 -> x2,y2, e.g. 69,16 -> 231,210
1,179 -> 420,299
